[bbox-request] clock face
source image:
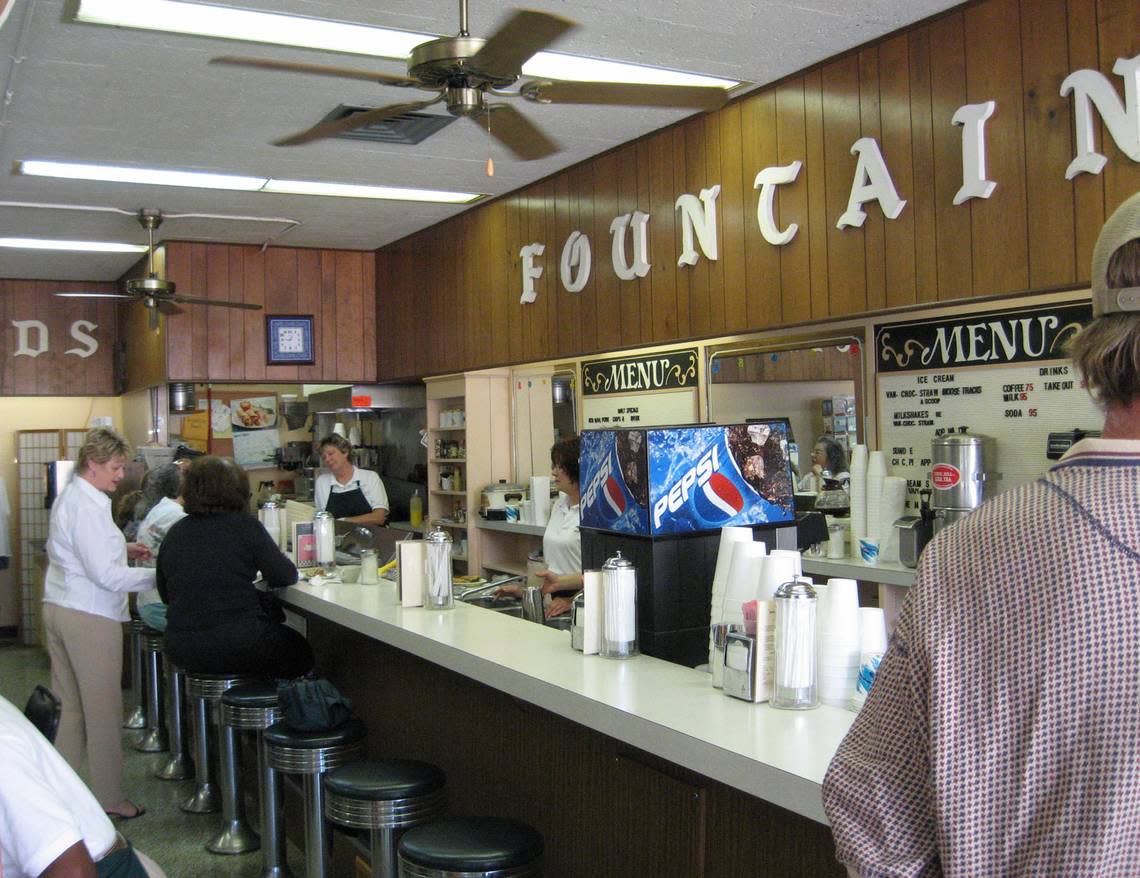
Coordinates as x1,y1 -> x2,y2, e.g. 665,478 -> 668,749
277,326 -> 305,354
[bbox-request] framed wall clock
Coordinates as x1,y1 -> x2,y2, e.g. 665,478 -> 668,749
266,314 -> 315,365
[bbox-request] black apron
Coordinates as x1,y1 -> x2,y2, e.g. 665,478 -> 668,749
325,481 -> 373,519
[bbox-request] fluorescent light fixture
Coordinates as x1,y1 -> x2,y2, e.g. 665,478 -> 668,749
262,179 -> 481,204
17,159 -> 484,204
18,160 -> 264,191
72,0 -> 431,59
72,0 -> 740,89
523,52 -> 739,89
0,237 -> 148,253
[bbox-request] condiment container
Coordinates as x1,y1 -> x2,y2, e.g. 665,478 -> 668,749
409,490 -> 424,528
772,577 -> 819,710
359,549 -> 379,584
314,511 -> 336,567
600,550 -> 638,659
258,499 -> 286,552
424,526 -> 453,610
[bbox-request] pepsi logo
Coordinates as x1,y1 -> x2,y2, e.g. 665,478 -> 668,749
602,475 -> 627,517
694,472 -> 745,521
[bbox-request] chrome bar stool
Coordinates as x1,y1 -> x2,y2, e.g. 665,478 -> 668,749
264,718 -> 367,878
155,660 -> 193,781
208,682 -> 281,857
183,672 -> 259,815
324,760 -> 446,878
123,618 -> 147,730
397,817 -> 543,878
133,627 -> 168,753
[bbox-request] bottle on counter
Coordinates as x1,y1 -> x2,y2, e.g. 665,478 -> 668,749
425,526 -> 454,610
360,549 -> 379,585
314,511 -> 336,567
409,490 -> 424,528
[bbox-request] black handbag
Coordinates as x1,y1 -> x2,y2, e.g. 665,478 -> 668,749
276,675 -> 354,732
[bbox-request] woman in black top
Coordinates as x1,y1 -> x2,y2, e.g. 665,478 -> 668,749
157,456 -> 314,678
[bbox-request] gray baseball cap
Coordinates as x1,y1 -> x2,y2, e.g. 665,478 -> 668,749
1091,190 -> 1140,317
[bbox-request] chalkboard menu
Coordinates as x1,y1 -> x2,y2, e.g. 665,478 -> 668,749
875,300 -> 1102,511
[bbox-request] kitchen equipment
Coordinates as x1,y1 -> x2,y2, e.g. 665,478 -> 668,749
930,429 -> 994,534
600,550 -> 638,659
772,577 -> 819,710
709,622 -> 737,688
526,551 -> 546,589
812,476 -> 850,518
169,382 -> 196,414
425,527 -> 454,610
44,461 -> 76,509
895,511 -> 933,569
1046,428 -> 1100,460
276,441 -> 311,471
521,586 -> 544,624
482,480 -> 527,511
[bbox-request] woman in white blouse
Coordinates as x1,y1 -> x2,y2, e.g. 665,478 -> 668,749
497,436 -> 582,619
42,428 -> 156,821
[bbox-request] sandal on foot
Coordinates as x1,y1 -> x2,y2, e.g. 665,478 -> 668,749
106,801 -> 146,820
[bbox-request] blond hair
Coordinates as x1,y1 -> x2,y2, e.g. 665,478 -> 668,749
76,427 -> 130,473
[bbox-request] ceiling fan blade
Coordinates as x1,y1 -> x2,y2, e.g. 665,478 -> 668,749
54,291 -> 135,299
154,300 -> 184,316
274,98 -> 443,146
170,295 -> 263,311
480,104 -> 559,160
468,10 -> 576,78
211,55 -> 420,89
525,80 -> 729,111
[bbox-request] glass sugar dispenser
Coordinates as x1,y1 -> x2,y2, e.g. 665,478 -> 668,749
425,526 -> 454,610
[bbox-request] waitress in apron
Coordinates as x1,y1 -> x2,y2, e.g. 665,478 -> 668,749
314,434 -> 389,525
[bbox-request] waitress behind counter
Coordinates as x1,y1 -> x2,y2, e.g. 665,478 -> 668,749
497,436 -> 582,618
315,433 -> 389,526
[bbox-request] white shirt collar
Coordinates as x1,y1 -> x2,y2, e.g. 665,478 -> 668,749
73,474 -> 111,508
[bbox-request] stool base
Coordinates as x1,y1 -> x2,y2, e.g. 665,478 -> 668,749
155,751 -> 193,781
134,727 -> 169,753
207,820 -> 260,855
124,705 -> 146,730
182,783 -> 220,814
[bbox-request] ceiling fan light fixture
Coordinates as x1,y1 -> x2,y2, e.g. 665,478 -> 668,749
18,159 -> 265,191
72,0 -> 433,60
0,237 -> 148,253
262,179 -> 483,204
522,52 -> 740,89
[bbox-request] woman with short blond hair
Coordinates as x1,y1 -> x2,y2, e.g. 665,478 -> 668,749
43,427 -> 156,821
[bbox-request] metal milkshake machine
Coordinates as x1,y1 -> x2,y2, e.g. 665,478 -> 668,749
929,429 -> 995,533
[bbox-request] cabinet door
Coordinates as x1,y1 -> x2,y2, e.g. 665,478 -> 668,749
513,372 -> 555,482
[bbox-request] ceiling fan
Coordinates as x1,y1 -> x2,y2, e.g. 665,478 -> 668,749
211,1 -> 731,161
55,209 -> 262,330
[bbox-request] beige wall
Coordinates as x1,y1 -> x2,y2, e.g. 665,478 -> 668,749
0,396 -> 125,626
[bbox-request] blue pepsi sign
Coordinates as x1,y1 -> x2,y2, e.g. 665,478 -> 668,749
581,423 -> 795,536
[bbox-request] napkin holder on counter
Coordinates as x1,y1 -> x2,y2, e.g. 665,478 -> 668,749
722,631 -> 768,703
292,521 -> 317,568
398,540 -> 428,607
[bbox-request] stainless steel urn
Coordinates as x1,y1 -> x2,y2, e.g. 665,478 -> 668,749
929,430 -> 993,533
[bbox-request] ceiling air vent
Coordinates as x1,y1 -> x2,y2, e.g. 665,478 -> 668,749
324,105 -> 456,145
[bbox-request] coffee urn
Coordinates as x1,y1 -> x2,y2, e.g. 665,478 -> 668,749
929,429 -> 994,533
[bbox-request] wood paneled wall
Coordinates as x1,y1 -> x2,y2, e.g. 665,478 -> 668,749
161,242 -> 377,383
0,280 -> 119,395
375,0 -> 1138,382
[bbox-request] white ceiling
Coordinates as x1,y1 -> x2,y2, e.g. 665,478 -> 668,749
0,0 -> 962,283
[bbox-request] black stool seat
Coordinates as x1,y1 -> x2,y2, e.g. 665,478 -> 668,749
264,718 -> 367,749
326,760 -> 445,802
220,681 -> 279,709
398,817 -> 543,872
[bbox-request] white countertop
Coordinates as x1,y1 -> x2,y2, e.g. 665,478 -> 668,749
281,580 -> 854,824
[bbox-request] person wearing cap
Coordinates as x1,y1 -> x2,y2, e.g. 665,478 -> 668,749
314,433 -> 389,526
822,192 -> 1140,877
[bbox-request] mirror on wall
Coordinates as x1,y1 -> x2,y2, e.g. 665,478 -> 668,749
707,336 -> 864,474
552,369 -> 577,441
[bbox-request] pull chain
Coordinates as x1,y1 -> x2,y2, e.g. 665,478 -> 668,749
485,108 -> 495,177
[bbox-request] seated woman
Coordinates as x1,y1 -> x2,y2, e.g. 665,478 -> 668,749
798,435 -> 850,493
157,456 -> 314,679
133,462 -> 186,631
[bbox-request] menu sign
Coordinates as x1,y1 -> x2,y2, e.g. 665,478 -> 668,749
876,300 -> 1102,512
874,301 -> 1091,373
582,348 -> 698,395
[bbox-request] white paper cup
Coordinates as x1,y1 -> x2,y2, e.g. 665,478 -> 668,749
858,537 -> 881,566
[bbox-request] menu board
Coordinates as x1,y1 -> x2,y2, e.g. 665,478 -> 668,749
875,301 -> 1101,512
582,389 -> 698,429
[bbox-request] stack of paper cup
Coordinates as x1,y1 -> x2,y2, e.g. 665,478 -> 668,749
849,445 -> 868,546
866,451 -> 887,541
530,476 -> 551,526
877,476 -> 908,562
720,541 -> 767,626
757,550 -> 799,600
818,578 -> 862,707
708,527 -> 757,664
858,607 -> 888,655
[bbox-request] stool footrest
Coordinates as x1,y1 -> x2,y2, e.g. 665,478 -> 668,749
325,788 -> 446,830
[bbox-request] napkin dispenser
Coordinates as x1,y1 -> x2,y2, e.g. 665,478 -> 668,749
570,593 -> 586,651
722,631 -> 759,702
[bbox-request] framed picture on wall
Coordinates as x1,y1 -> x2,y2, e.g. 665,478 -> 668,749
266,314 -> 315,365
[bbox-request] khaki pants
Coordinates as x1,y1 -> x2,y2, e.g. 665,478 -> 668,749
42,602 -> 125,808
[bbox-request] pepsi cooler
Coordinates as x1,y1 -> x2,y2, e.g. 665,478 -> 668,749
579,424 -> 797,667
580,424 -> 796,536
